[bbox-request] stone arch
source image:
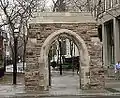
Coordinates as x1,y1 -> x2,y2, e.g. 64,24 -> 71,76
39,29 -> 90,90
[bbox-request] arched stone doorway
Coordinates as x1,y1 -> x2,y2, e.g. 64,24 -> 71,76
39,29 -> 90,90
25,21 -> 104,91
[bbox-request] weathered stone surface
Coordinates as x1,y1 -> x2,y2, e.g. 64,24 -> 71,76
88,40 -> 104,89
26,22 -> 104,91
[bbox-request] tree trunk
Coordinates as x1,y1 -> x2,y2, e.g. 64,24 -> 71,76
22,23 -> 28,71
23,40 -> 26,71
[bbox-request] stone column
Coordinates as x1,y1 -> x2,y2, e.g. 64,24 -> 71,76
102,23 -> 108,66
113,18 -> 120,63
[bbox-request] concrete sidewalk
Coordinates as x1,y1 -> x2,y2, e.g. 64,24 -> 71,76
1,71 -> 120,97
0,85 -> 120,98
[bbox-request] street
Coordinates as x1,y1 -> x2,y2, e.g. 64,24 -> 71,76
35,96 -> 120,98
41,96 -> 120,98
0,0 -> 120,98
6,95 -> 120,98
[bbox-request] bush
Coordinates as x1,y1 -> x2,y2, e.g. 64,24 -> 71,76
108,64 -> 114,69
62,63 -> 72,69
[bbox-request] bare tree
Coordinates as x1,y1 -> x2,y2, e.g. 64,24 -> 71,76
51,0 -> 95,12
0,0 -> 38,71
51,0 -> 100,16
52,0 -> 66,12
35,0 -> 47,12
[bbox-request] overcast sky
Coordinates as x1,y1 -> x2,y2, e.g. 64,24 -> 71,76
46,0 -> 53,7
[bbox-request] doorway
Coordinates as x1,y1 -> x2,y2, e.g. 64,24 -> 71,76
48,37 -> 81,91
40,29 -> 90,90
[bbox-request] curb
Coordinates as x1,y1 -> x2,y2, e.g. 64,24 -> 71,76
4,72 -> 24,75
1,92 -> 120,97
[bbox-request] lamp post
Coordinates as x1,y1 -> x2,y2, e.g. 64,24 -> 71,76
13,28 -> 19,85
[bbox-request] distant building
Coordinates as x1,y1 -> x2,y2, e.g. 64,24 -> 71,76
50,38 -> 79,63
97,0 -> 120,66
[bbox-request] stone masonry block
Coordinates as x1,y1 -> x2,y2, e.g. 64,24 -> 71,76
26,22 -> 104,91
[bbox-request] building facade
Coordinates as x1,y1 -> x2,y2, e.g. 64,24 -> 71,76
97,0 -> 120,66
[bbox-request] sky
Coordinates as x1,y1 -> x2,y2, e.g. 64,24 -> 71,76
46,0 -> 53,7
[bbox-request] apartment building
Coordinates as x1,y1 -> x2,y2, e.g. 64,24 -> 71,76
97,0 -> 120,66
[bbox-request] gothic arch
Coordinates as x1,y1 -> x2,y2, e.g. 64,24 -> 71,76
39,29 -> 90,89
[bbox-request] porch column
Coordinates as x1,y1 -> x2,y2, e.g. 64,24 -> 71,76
113,18 -> 120,63
102,23 -> 108,66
